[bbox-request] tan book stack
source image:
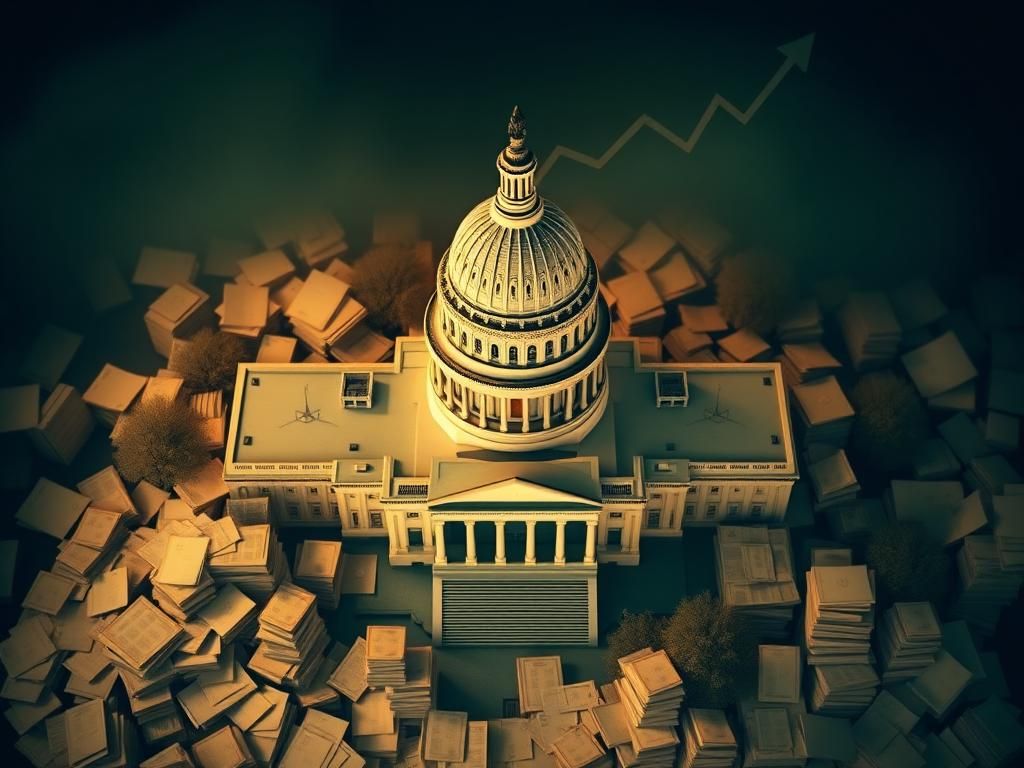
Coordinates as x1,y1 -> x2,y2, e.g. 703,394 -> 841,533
385,645 -> 435,720
806,447 -> 860,511
23,384 -> 95,465
293,540 -> 344,610
329,322 -> 395,364
875,602 -> 942,684
208,523 -> 289,603
778,342 -> 841,386
838,291 -> 902,371
94,596 -> 188,679
717,329 -> 772,363
140,743 -> 196,768
82,364 -> 148,428
190,390 -> 227,452
252,582 -> 329,690
552,723 -> 613,768
789,375 -> 855,447
952,535 -> 1023,635
615,648 -> 685,729
606,271 -> 667,337
191,722 -> 258,767
277,708 -> 361,767
245,684 -> 297,766
145,282 -> 213,357
365,625 -> 407,688
737,698 -> 807,768
679,708 -> 738,768
516,655 -> 564,714
295,211 -> 349,268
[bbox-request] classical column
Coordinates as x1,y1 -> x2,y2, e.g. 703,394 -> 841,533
500,398 -> 508,432
465,521 -> 477,565
584,520 -> 597,564
494,520 -> 506,564
460,386 -> 470,419
445,376 -> 454,409
521,398 -> 530,433
434,522 -> 447,564
579,378 -> 588,410
525,520 -> 536,564
554,520 -> 566,564
543,393 -> 552,429
590,368 -> 598,398
397,521 -> 409,553
478,393 -> 487,428
565,383 -> 574,420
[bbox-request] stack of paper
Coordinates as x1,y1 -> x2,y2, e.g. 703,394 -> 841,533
277,708 -> 359,767
0,615 -> 64,712
14,477 -> 89,540
238,249 -> 296,289
574,203 -> 633,273
737,698 -> 806,768
77,464 -> 138,521
789,376 -> 855,446
838,291 -> 903,371
287,270 -> 349,336
293,540 -> 344,610
906,649 -> 973,719
245,684 -> 296,765
714,526 -> 800,641
350,688 -> 398,759
256,334 -> 297,363
607,272 -> 666,337
551,723 -> 612,768
663,326 -> 714,362
177,656 -> 259,730
901,330 -> 978,406
807,448 -> 860,510
717,329 -> 772,363
190,390 -> 227,451
329,322 -> 395,364
27,384 -> 95,466
875,602 -> 942,684
850,689 -> 920,768
219,283 -> 276,338
57,505 -> 130,592
804,565 -> 876,667
757,645 -> 801,704
776,300 -> 825,344
153,564 -> 217,622
678,304 -> 730,335
63,698 -> 133,766
385,646 -> 434,720
679,708 -> 737,768
327,637 -> 369,703
516,655 -> 564,714
365,625 -> 406,688
225,498 -> 271,527
191,723 -> 258,767
950,696 -> 1024,768
952,535 -> 1024,635
82,363 -> 148,427
293,641 -> 347,713
197,583 -> 260,645
134,247 -> 199,288
615,648 -> 685,728
295,211 -> 349,268
252,582 -> 329,689
807,663 -> 880,717
779,343 -> 841,386
145,282 -> 213,357
173,458 -> 230,517
649,251 -> 705,303
94,596 -> 188,678
420,709 -> 468,763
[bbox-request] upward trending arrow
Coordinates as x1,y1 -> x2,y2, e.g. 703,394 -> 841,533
535,33 -> 816,183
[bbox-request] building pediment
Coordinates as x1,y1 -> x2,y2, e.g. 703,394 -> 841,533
428,477 -> 602,512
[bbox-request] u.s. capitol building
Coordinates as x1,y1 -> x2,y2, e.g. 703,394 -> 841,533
223,109 -> 798,646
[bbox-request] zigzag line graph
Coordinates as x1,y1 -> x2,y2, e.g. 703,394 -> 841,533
535,34 -> 815,184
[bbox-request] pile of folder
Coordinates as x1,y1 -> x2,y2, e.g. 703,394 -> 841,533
286,268 -> 368,357
837,291 -> 903,371
293,539 -> 344,610
606,271 -> 667,337
94,596 -> 189,680
678,708 -> 738,768
875,602 -> 942,684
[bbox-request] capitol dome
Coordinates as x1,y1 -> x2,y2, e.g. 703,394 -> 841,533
423,107 -> 612,452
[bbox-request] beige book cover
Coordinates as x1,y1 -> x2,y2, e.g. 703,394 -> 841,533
758,645 -> 801,704
327,636 -> 368,701
286,269 -> 350,330
422,709 -> 468,763
22,570 -> 76,616
261,583 -> 316,631
82,364 -> 148,412
64,698 -> 109,766
238,249 -> 294,287
351,689 -> 395,737
86,566 -> 129,617
133,247 -> 197,288
223,284 -> 270,328
366,625 -> 406,661
156,535 -> 210,587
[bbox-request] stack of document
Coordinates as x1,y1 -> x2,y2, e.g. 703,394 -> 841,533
190,390 -> 227,452
850,689 -> 920,768
1,383 -> 95,466
253,582 -> 329,690
94,596 -> 188,678
606,272 -> 667,337
776,300 -> 824,344
838,291 -> 903,371
807,448 -> 860,510
678,304 -> 730,336
225,498 -> 270,527
757,645 -> 801,705
0,615 -> 64,718
219,283 -> 280,339
178,656 -> 259,730
127,680 -> 178,726
237,249 -> 296,289
173,458 -> 231,517
714,526 -> 800,641
901,330 -> 977,403
293,540 -> 344,610
82,363 -> 148,427
365,625 -> 407,688
516,655 -> 564,714
992,494 -> 1024,571
779,343 -> 841,386
663,325 -> 714,362
385,646 -> 434,720
151,535 -> 214,620
77,465 -> 138,521
717,329 -> 772,363
950,696 -> 1024,768
63,698 -> 136,766
327,637 -> 369,703
208,524 -> 289,603
679,708 -> 738,768
351,689 -> 399,759
875,602 -> 942,683
140,743 -> 195,768
191,722 -> 258,767
294,211 -> 349,268
789,376 -> 855,446
551,723 -> 613,768
144,282 -> 213,358
287,270 -> 368,356
421,709 -> 469,763
277,708 -> 361,767
15,478 -> 91,540
952,535 -> 1024,635
329,322 -> 395,364
615,648 -> 685,728
737,698 -> 807,768
245,684 -> 296,766
906,649 -> 973,719
807,663 -> 880,717
153,568 -> 217,623
804,565 -> 876,667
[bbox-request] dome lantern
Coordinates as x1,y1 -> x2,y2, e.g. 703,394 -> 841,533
494,106 -> 541,223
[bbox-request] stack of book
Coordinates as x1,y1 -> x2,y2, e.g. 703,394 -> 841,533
286,270 -> 368,356
717,329 -> 772,363
295,211 -> 349,268
365,625 -> 407,688
237,249 -> 296,290
779,343 -> 842,386
901,330 -> 978,405
56,505 -> 130,594
574,202 -> 633,273
950,696 -> 1024,768
421,709 -> 469,764
516,655 -> 564,714
82,363 -> 148,428
252,582 -> 329,690
776,300 -> 825,344
678,304 -> 730,335
329,322 -> 396,363
219,283 -> 280,339
606,271 -> 667,337
789,376 -> 855,446
276,708 -> 360,767
140,743 -> 195,768
807,448 -> 860,510
875,602 -> 943,684
804,565 -> 875,667
190,390 -> 226,451
3,383 -> 95,466
850,690 -> 920,768
905,649 -> 974,719
715,526 -> 801,641
327,636 -> 369,703
807,663 -> 880,717
663,325 -> 714,362
144,282 -> 213,358
993,494 -> 1024,571
615,648 -> 685,728
62,698 -> 137,767
386,645 -> 434,720
94,596 -> 188,679
208,524 -> 289,603
293,540 -> 344,610
679,708 -> 738,768
838,291 -> 903,371
757,645 -> 801,705
551,723 -> 613,768
191,722 -> 258,767
15,477 -> 91,540
151,535 -> 215,621
952,535 -> 1024,634
245,684 -> 296,765
351,689 -> 399,760
737,699 -> 806,768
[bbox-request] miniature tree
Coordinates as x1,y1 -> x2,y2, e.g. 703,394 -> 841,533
848,371 -> 929,476
113,397 -> 208,490
177,328 -> 247,392
353,245 -> 432,338
660,592 -> 756,708
866,520 -> 951,609
397,280 -> 435,335
715,249 -> 795,334
605,610 -> 667,675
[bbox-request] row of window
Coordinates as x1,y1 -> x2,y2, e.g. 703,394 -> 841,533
646,502 -> 768,528
464,267 -> 572,300
440,309 -> 594,366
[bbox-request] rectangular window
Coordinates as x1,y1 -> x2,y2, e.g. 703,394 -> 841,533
706,504 -> 718,519
684,503 -> 696,519
646,511 -> 661,528
687,486 -> 697,496
286,487 -> 298,496
609,511 -> 623,519
308,487 -> 319,496
727,502 -> 741,516
370,512 -> 384,529
408,512 -> 420,519
329,503 -> 340,519
751,503 -> 764,518
709,487 -> 721,496
408,528 -> 423,548
351,512 -> 360,527
310,503 -> 323,519
286,503 -> 300,520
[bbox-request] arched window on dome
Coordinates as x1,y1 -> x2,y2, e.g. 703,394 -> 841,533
541,280 -> 547,296
509,346 -> 518,364
495,282 -> 501,295
471,270 -> 477,281
574,325 -> 580,345
527,345 -> 537,363
510,284 -> 516,299
545,340 -> 553,358
474,338 -> 482,355
482,278 -> 488,290
525,282 -> 532,299
561,334 -> 568,354
553,273 -> 559,288
564,268 -> 571,281
490,343 -> 499,361
460,331 -> 467,348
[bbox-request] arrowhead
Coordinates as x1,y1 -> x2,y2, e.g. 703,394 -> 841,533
778,33 -> 815,72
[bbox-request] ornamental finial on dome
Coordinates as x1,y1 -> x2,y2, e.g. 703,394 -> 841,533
508,105 -> 526,143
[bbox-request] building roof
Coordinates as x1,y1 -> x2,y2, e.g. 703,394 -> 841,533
225,339 -> 796,482
428,457 -> 602,511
